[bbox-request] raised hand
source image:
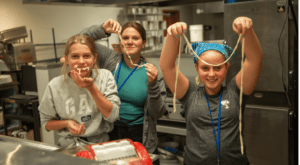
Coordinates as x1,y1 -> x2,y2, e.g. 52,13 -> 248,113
167,22 -> 188,37
70,70 -> 94,89
103,18 -> 122,34
232,17 -> 253,36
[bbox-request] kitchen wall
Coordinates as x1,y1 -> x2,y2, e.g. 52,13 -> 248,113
0,0 -> 198,76
0,0 -> 123,44
0,0 -> 123,60
0,0 -> 196,61
0,0 -> 214,80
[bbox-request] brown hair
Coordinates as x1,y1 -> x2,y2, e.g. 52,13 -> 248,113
61,34 -> 99,84
121,22 -> 147,62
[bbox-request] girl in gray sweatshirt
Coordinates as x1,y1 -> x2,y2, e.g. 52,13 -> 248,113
39,34 -> 120,147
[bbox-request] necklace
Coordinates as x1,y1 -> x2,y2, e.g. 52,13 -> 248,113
204,89 -> 223,165
115,58 -> 141,92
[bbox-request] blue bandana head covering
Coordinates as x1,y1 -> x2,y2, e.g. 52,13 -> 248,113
192,42 -> 235,64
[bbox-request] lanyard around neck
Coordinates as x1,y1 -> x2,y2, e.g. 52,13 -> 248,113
116,58 -> 141,92
204,90 -> 223,159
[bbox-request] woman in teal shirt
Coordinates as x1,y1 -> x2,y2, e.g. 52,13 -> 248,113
77,19 -> 167,156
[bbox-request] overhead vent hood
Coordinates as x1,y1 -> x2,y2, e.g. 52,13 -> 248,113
23,0 -> 222,7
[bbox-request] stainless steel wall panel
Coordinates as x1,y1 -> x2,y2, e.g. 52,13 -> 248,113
224,0 -> 289,92
244,105 -> 290,165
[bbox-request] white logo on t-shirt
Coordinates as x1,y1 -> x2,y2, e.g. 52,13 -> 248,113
65,94 -> 92,117
221,100 -> 230,109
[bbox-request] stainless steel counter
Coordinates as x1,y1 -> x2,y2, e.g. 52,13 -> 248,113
0,135 -> 101,165
0,135 -> 159,164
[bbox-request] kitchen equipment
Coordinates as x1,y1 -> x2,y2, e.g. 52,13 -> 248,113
189,24 -> 204,42
76,139 -> 152,165
160,98 -> 185,122
0,26 -> 36,70
0,26 -> 27,43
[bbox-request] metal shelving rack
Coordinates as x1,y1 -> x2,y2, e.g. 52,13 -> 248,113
30,28 -> 109,63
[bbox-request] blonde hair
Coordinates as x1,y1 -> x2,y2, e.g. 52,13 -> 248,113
61,34 -> 99,85
195,76 -> 201,85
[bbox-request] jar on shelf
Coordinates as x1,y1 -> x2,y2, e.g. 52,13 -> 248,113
127,7 -> 136,15
152,7 -> 158,14
146,7 -> 152,14
142,21 -> 148,30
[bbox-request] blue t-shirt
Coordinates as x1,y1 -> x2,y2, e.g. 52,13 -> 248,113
112,60 -> 148,126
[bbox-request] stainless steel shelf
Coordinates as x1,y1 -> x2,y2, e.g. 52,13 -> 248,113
156,124 -> 187,136
156,120 -> 187,136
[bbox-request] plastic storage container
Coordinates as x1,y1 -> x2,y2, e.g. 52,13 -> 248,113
189,24 -> 204,42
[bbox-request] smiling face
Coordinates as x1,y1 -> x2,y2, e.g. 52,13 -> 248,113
121,27 -> 146,59
195,50 -> 229,95
65,42 -> 97,78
